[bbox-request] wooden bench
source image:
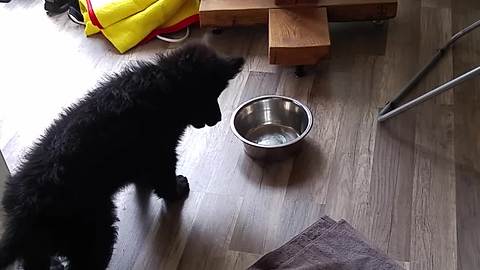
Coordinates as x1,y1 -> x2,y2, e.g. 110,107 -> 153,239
200,0 -> 397,66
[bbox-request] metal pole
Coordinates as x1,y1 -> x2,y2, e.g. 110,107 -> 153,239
378,65 -> 480,122
378,19 -> 480,121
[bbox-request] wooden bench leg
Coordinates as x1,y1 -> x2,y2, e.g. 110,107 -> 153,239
268,7 -> 331,66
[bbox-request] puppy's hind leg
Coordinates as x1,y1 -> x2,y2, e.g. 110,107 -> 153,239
67,207 -> 117,270
68,225 -> 116,270
21,230 -> 52,270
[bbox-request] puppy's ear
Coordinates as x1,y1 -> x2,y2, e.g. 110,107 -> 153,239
177,45 -> 196,68
226,57 -> 245,79
174,43 -> 218,73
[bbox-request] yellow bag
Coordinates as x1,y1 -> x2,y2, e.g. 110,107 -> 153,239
79,0 -> 199,53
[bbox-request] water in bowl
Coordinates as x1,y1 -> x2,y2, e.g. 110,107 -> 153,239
245,123 -> 300,146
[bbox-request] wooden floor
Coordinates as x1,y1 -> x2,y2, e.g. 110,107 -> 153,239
1,0 -> 479,269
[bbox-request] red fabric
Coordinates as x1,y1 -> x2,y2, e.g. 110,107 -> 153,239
86,0 -> 104,29
140,14 -> 199,44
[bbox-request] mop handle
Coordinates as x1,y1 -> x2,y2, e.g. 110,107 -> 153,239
378,65 -> 480,122
378,19 -> 480,119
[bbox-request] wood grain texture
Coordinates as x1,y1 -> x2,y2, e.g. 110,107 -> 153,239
363,0 -> 420,261
410,97 -> 456,270
224,251 -> 261,270
268,7 -> 330,65
409,4 -> 457,270
200,0 -> 398,12
199,0 -> 398,27
228,160 -> 293,254
1,0 -> 479,270
452,2 -> 480,270
176,193 -> 242,270
130,192 -> 204,270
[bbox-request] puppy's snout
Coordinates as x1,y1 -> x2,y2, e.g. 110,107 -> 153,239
206,113 -> 221,127
226,57 -> 245,79
231,57 -> 245,71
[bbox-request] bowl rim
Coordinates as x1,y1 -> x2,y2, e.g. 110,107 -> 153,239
230,95 -> 313,149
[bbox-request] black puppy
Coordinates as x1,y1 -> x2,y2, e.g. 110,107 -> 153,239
0,43 -> 244,270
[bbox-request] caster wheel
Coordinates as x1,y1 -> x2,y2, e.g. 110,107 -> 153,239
212,28 -> 224,35
295,66 -> 306,77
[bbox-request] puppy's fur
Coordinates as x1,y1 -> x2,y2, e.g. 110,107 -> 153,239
0,43 -> 244,270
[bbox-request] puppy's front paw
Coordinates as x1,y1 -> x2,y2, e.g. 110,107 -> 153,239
175,175 -> 190,198
157,175 -> 190,201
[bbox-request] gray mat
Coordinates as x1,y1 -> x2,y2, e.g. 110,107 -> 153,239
249,216 -> 403,270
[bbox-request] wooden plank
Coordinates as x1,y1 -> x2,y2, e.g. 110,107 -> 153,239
268,8 -> 330,65
227,161 -> 326,254
275,0 -> 319,5
363,0 -> 420,261
224,251 -> 262,270
410,101 -> 457,270
176,193 -> 243,270
367,114 -> 415,260
200,9 -> 269,27
409,5 -> 457,269
228,160 -> 292,254
283,62 -> 345,205
131,192 -> 204,270
200,0 -> 398,27
264,198 -> 326,251
201,0 -> 398,11
322,55 -> 381,221
452,3 -> 480,270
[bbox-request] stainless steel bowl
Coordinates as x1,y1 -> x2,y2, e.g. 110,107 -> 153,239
230,95 -> 313,161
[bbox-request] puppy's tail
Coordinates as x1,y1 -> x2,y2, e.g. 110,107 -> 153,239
0,230 -> 18,269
